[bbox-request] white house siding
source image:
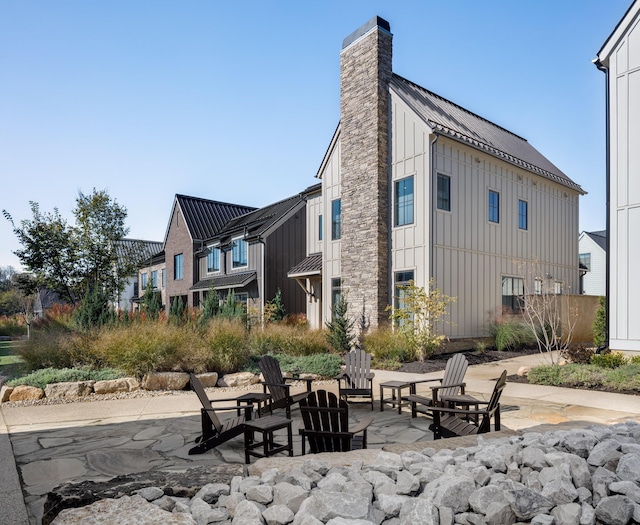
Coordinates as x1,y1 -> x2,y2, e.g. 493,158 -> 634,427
599,4 -> 640,352
578,233 -> 606,296
319,141 -> 342,324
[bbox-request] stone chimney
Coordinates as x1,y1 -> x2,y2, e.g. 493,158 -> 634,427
339,16 -> 392,328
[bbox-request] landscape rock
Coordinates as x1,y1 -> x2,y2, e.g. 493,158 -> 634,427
195,372 -> 219,388
0,384 -> 13,402
45,381 -> 95,398
142,372 -> 190,391
93,377 -> 140,394
218,371 -> 259,388
9,384 -> 44,401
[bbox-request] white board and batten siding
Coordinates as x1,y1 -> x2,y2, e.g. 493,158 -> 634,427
578,233 -> 606,296
391,93 -> 580,338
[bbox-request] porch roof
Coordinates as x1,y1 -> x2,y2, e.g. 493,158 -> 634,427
190,271 -> 257,292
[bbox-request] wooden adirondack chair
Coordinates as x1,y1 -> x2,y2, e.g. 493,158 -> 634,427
188,373 -> 253,455
427,370 -> 507,439
258,355 -> 312,418
299,390 -> 374,454
335,348 -> 375,410
406,353 -> 469,417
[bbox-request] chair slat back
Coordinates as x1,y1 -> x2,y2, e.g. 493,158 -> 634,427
344,349 -> 371,389
439,353 -> 469,398
300,390 -> 351,453
259,355 -> 288,404
478,370 -> 507,433
190,373 -> 222,432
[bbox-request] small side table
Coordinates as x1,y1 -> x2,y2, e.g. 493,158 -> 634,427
379,380 -> 415,414
243,415 -> 293,464
234,392 -> 272,417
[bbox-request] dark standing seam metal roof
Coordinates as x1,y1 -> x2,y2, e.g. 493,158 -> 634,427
190,272 -> 256,291
585,230 -> 607,252
288,253 -> 322,277
216,193 -> 305,242
175,195 -> 257,241
390,74 -> 585,194
115,239 -> 163,266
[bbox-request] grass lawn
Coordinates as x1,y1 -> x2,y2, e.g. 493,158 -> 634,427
0,340 -> 26,381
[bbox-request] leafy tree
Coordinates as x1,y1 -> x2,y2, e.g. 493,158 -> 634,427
593,295 -> 607,349
326,296 -> 355,353
141,280 -> 162,320
4,189 -> 146,305
387,279 -> 456,361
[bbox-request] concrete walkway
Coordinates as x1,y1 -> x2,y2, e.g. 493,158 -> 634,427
2,352 -> 639,525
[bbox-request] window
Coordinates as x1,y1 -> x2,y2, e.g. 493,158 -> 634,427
395,176 -> 414,226
141,272 -> 148,289
394,270 -> 415,313
502,276 -> 524,313
534,278 -> 542,295
174,254 -> 183,280
579,253 -> 591,271
331,199 -> 341,240
518,200 -> 528,230
161,268 -> 166,288
488,190 -> 500,223
319,215 -> 323,241
331,278 -> 342,318
437,174 -> 451,211
207,246 -> 220,273
232,238 -> 247,268
554,281 -> 563,295
151,270 -> 158,289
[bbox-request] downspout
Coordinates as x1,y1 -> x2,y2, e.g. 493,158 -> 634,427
429,132 -> 440,281
594,57 -> 610,350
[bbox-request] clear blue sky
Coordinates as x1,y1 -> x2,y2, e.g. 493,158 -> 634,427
0,1 -> 631,269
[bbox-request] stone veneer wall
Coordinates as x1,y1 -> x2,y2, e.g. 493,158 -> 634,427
339,19 -> 393,328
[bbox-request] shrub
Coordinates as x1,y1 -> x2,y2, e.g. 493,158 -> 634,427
249,324 -> 328,357
244,352 -> 341,378
17,330 -> 86,371
0,316 -> 27,337
363,328 -> 413,365
488,316 -> 534,351
201,318 -> 251,374
8,365 -> 124,389
325,296 -> 355,353
73,284 -> 116,331
593,296 -> 607,348
590,351 -> 628,369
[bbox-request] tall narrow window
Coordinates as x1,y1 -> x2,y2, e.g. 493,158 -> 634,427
437,174 -> 451,211
488,190 -> 500,223
161,268 -> 166,288
174,254 -> 183,280
207,246 -> 220,273
331,199 -> 341,240
579,253 -> 591,271
232,238 -> 247,268
331,278 -> 342,319
518,199 -> 528,230
501,276 -> 524,313
141,272 -> 148,289
395,176 -> 414,226
318,215 -> 323,241
151,270 -> 158,288
394,270 -> 415,314
534,278 -> 542,295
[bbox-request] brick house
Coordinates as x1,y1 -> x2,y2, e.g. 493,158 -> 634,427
290,17 -> 585,339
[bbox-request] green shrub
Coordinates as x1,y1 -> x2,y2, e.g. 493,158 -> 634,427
201,318 -> 251,374
488,317 -> 534,351
249,324 -> 327,357
526,364 -> 564,385
590,351 -> 628,369
8,365 -> 124,389
593,296 -> 607,348
363,328 -> 413,366
244,352 -> 341,378
17,330 -> 86,371
325,296 -> 355,353
0,316 -> 27,337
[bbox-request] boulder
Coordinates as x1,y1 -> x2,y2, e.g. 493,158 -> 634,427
141,372 -> 189,391
517,366 -> 531,377
45,381 -> 95,399
9,384 -> 45,401
194,372 -> 218,388
0,384 -> 14,402
93,377 -> 140,394
217,371 -> 259,388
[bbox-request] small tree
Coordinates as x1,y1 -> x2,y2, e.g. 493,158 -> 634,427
265,289 -> 287,323
326,296 -> 355,353
73,282 -> 116,331
218,291 -> 246,322
387,279 -> 456,362
169,296 -> 186,325
592,295 -> 607,349
141,280 -> 162,320
200,282 -> 220,324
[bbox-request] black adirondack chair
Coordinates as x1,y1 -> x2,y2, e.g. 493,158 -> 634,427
299,389 -> 374,454
188,373 -> 253,455
335,348 -> 375,410
427,370 -> 507,439
258,355 -> 312,418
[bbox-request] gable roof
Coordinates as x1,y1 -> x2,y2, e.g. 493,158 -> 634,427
582,230 -> 607,252
216,192 -> 306,244
115,238 -> 163,269
165,195 -> 256,245
389,74 -> 584,193
596,0 -> 640,61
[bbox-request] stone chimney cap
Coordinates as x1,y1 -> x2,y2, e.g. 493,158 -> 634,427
342,16 -> 391,49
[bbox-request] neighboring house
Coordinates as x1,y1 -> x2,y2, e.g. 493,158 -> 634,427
578,231 -> 606,296
190,192 -> 307,319
595,0 -> 640,353
158,195 -> 256,310
114,238 -> 163,311
135,249 -> 166,310
290,16 -> 585,338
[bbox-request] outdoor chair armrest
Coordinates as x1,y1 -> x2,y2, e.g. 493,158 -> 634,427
350,416 -> 374,435
427,405 -> 494,417
365,372 -> 375,380
203,404 -> 253,412
409,377 -> 443,386
260,380 -> 292,390
431,381 -> 466,392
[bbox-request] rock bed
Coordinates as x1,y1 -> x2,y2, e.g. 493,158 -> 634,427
51,421 -> 640,525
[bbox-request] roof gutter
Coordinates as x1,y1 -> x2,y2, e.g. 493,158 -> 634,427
594,57 -> 610,351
